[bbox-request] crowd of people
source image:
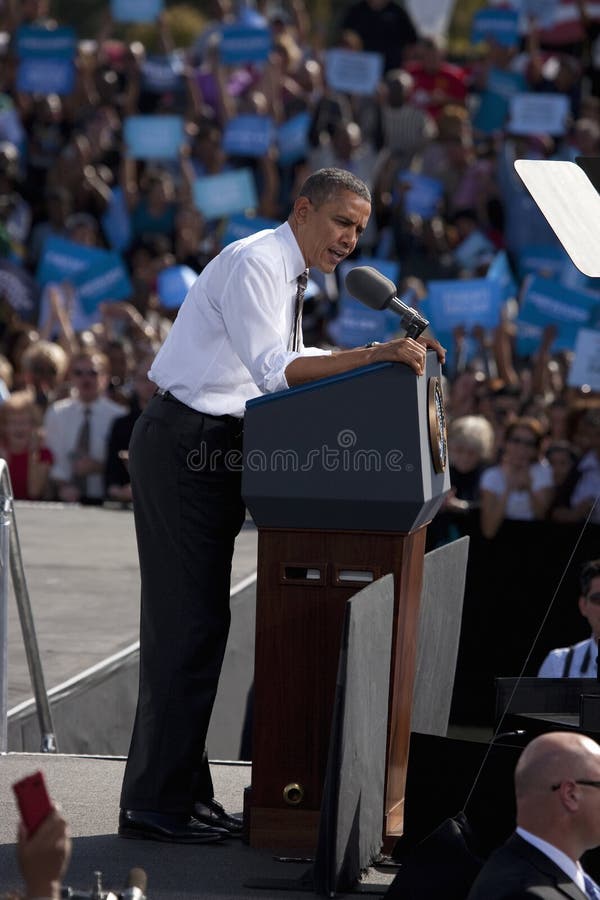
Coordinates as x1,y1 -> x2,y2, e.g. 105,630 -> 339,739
0,0 -> 595,527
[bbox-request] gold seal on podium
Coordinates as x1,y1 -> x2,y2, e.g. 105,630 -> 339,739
427,377 -> 447,474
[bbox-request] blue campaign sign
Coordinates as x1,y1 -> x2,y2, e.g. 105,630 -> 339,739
486,67 -> 527,100
328,258 -> 401,348
101,187 -> 132,253
221,213 -> 281,247
141,54 -> 185,94
472,90 -> 509,134
520,0 -> 560,28
453,229 -> 495,271
471,8 -> 520,48
426,278 -> 503,332
397,171 -> 444,219
72,252 -> 133,315
223,114 -> 275,158
277,112 -> 311,166
15,25 -> 76,58
16,58 -> 75,95
324,49 -> 384,97
193,169 -> 258,220
37,235 -> 106,286
124,115 -> 185,160
516,275 -> 597,355
157,265 -> 198,309
111,0 -> 164,23
518,244 -> 566,279
219,25 -> 272,65
486,251 -> 518,303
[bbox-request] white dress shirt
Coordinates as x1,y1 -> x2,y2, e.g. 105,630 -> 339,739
149,221 -> 330,418
516,827 -> 586,895
44,395 -> 125,499
479,462 -> 553,520
538,636 -> 598,678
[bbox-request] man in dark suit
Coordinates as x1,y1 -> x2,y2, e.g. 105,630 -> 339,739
468,732 -> 600,900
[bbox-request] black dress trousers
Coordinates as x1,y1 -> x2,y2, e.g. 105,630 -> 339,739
120,393 -> 245,814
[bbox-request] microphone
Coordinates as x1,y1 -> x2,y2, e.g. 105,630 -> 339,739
345,266 -> 429,339
121,868 -> 147,900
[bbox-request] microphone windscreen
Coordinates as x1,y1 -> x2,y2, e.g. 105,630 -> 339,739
127,868 -> 148,892
345,266 -> 396,311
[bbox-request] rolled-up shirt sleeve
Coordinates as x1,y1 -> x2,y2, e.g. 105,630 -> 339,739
219,254 -> 329,395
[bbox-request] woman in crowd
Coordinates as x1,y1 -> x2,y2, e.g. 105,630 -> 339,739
479,416 -> 554,539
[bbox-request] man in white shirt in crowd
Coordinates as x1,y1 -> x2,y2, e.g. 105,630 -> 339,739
118,167 -> 445,844
538,560 -> 600,679
467,731 -> 600,900
44,349 -> 124,504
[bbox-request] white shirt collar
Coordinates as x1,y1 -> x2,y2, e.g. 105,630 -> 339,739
516,827 -> 585,893
276,221 -> 308,284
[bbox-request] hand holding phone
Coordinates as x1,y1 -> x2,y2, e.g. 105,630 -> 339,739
12,770 -> 53,835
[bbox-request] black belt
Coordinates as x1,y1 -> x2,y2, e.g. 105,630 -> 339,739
155,389 -> 243,427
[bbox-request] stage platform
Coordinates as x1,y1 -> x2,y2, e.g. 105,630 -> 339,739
0,754 -> 393,898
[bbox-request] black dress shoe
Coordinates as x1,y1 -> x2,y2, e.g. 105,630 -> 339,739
118,809 -> 225,844
192,798 -> 244,836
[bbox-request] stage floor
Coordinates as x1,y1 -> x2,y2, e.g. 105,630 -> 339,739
0,754 -> 394,899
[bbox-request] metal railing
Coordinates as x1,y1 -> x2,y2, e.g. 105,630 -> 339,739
0,460 -> 57,753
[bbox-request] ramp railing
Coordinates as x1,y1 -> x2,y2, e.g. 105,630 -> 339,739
0,460 -> 56,753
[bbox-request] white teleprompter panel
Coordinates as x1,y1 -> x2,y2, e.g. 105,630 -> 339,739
514,159 -> 600,278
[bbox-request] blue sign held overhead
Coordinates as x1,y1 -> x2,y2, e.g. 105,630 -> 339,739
72,252 -> 132,316
193,169 -> 258,220
124,115 -> 185,160
396,171 -> 444,219
219,25 -> 272,65
425,278 -> 503,332
37,235 -> 107,286
471,7 -> 520,48
111,0 -> 164,23
486,251 -> 518,304
15,25 -> 77,58
324,49 -> 384,97
157,265 -> 198,309
101,187 -> 132,253
223,114 -> 275,158
516,275 -> 598,355
518,244 -> 566,280
17,58 -> 75,95
277,112 -> 311,166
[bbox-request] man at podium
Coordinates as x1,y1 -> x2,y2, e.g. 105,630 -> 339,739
118,167 -> 445,844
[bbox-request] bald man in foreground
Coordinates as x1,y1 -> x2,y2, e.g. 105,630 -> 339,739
467,732 -> 600,900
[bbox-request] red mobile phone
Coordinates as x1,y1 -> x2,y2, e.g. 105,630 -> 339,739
12,770 -> 53,835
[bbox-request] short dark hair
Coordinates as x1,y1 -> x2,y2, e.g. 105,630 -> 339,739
581,560 -> 600,596
297,167 -> 371,208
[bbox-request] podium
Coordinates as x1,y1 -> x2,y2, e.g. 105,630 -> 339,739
242,353 -> 450,848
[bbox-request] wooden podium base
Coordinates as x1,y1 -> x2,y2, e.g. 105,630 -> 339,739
247,526 -> 427,849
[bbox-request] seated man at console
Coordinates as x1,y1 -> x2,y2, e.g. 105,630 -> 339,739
538,560 -> 600,678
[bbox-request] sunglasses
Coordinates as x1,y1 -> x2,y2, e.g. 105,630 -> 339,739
72,368 -> 100,378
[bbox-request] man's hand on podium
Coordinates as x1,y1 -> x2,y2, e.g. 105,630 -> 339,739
370,334 -> 446,376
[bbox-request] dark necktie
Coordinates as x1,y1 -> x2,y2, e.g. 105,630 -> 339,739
584,871 -> 600,900
73,406 -> 91,496
290,270 -> 308,352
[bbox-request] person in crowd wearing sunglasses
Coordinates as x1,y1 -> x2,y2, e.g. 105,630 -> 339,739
479,416 -> 554,539
43,349 -> 124,504
538,560 -> 600,678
